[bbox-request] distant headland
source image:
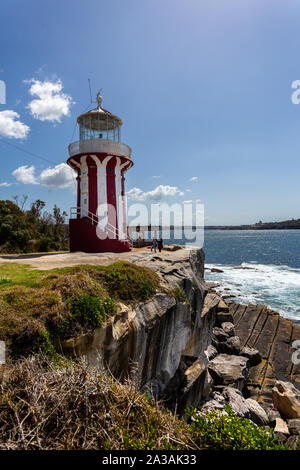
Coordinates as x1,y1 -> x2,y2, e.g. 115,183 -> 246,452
205,218 -> 300,230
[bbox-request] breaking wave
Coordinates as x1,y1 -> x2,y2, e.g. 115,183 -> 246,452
205,262 -> 300,321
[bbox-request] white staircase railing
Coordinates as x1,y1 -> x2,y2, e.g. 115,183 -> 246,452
70,207 -> 131,245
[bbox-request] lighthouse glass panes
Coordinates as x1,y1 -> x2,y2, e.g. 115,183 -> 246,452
78,114 -> 121,142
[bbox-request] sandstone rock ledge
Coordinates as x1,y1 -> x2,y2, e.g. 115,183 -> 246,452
226,301 -> 300,404
58,247 -> 209,397
54,246 -> 300,442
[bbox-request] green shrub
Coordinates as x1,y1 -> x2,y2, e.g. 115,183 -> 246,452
187,405 -> 290,450
59,294 -> 117,334
0,278 -> 12,285
37,236 -> 53,252
33,330 -> 59,361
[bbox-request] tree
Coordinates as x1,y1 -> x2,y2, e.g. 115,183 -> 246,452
0,198 -> 69,253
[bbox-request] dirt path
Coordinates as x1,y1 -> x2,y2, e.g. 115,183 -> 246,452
0,247 -> 184,270
0,249 -> 151,270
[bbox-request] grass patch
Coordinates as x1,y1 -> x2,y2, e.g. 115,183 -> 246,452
101,261 -> 158,302
0,261 -> 159,359
0,263 -> 45,288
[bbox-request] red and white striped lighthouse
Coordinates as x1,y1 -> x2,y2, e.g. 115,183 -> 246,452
67,92 -> 133,253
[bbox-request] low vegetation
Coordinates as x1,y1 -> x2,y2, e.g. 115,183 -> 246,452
0,356 -> 294,450
0,356 -> 194,450
0,261 -> 159,359
187,405 -> 290,450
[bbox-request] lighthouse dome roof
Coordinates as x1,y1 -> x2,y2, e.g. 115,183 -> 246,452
77,92 -> 122,128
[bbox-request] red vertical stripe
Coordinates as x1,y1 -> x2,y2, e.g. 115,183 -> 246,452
106,158 -> 118,239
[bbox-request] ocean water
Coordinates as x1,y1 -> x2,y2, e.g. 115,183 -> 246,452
141,228 -> 300,319
203,230 -> 300,321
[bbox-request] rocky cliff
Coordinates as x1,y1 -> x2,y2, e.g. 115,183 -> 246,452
56,246 -> 300,439
58,247 -> 210,398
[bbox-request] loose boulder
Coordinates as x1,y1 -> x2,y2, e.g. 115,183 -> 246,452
287,419 -> 300,435
217,299 -> 229,312
208,354 -> 249,391
244,398 -> 269,426
204,345 -> 218,361
199,391 -> 227,416
199,386 -> 270,427
240,346 -> 261,367
274,417 -> 290,435
222,387 -> 249,418
221,322 -> 235,337
272,381 -> 300,419
212,327 -> 229,343
286,435 -> 300,450
214,336 -> 241,355
226,336 -> 241,355
265,408 -> 281,428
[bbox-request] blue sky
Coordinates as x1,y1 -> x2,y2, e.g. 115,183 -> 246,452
0,0 -> 300,225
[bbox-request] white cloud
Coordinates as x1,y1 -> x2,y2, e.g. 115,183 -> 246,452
12,165 -> 38,184
186,189 -> 191,193
39,163 -> 75,189
0,182 -> 12,187
0,110 -> 30,139
26,79 -> 73,122
127,184 -> 184,201
12,163 -> 75,190
190,176 -> 198,182
152,175 -> 161,179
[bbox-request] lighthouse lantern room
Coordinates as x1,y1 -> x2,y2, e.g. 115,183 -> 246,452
67,92 -> 133,253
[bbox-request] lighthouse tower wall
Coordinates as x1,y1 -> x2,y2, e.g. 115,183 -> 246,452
67,152 -> 133,253
67,92 -> 133,253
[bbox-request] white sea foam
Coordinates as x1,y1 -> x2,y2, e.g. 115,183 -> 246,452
205,262 -> 300,321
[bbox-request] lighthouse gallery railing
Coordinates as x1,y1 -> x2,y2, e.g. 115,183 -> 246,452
68,139 -> 132,158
